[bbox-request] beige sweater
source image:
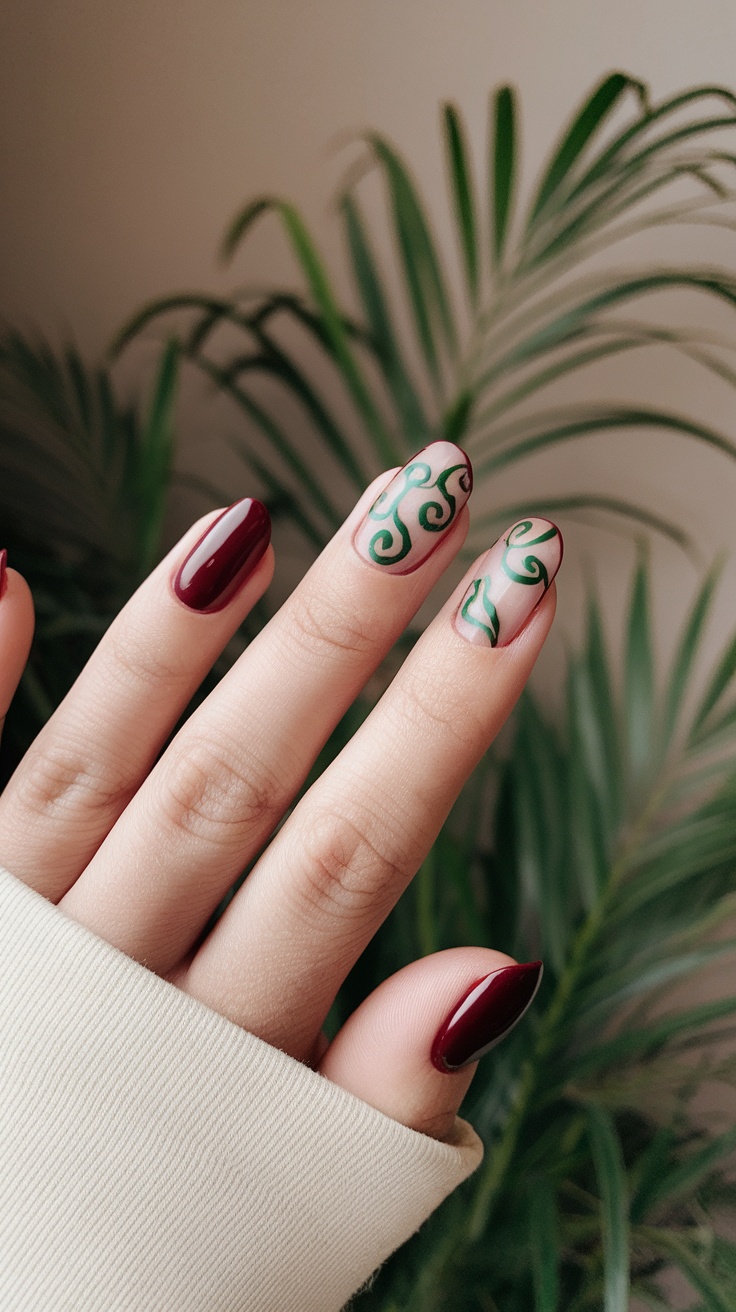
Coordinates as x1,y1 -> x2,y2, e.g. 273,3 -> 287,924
0,866 -> 483,1310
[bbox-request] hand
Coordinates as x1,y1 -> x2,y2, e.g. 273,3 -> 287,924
0,442 -> 562,1141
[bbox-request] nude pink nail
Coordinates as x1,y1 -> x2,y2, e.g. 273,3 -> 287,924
454,518 -> 563,648
353,441 -> 473,575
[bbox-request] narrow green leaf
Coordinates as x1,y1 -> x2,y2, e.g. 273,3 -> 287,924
576,995 -> 736,1075
219,196 -> 276,263
566,660 -> 610,908
577,941 -> 736,1031
141,339 -> 178,463
443,103 -> 480,305
442,389 -> 474,444
630,1126 -> 677,1222
339,193 -> 428,442
567,85 -> 736,200
110,292 -> 241,357
512,694 -> 571,974
220,196 -> 399,466
232,445 -> 327,552
476,407 -> 736,480
136,339 -> 179,574
527,138 -> 736,269
662,561 -> 722,750
64,347 -> 94,440
528,74 -> 645,225
478,271 -> 736,387
529,1184 -> 559,1311
644,1125 -> 736,1214
691,627 -> 736,736
586,1105 -> 630,1312
467,496 -> 693,556
625,556 -> 655,787
367,133 -> 458,380
193,356 -> 344,531
491,85 -> 516,266
222,327 -> 372,490
273,200 -> 397,465
636,1228 -> 736,1312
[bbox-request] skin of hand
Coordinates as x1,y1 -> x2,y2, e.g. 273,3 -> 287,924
0,444 -> 561,1142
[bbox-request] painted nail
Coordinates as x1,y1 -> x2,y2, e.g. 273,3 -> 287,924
353,440 -> 473,575
0,549 -> 7,601
454,517 -> 563,648
172,499 -> 271,613
431,961 -> 544,1072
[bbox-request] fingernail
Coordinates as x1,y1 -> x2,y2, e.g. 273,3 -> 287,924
454,517 -> 563,648
0,550 -> 7,601
353,441 -> 473,574
173,499 -> 271,613
431,961 -> 543,1072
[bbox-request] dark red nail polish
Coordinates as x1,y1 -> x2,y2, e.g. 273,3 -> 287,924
173,499 -> 271,613
0,549 -> 7,600
431,961 -> 543,1073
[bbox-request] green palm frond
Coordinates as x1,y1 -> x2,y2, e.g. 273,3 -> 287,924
0,330 -> 189,772
113,73 -> 736,561
347,559 -> 736,1311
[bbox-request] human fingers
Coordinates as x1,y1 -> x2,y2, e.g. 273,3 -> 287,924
0,552 -> 35,754
59,443 -> 472,964
319,949 -> 543,1140
0,502 -> 273,899
182,520 -> 562,1060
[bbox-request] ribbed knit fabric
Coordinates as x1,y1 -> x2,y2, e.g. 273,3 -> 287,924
0,866 -> 483,1310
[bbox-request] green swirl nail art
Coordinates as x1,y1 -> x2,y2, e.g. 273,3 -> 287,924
459,575 -> 500,647
366,459 -> 470,566
501,520 -> 559,587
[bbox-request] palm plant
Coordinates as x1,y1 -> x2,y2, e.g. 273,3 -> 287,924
342,561 -> 736,1310
0,330 -> 187,776
114,72 -> 736,562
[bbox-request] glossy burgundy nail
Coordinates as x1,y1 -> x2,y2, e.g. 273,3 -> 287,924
173,499 -> 271,613
431,961 -> 543,1073
0,549 -> 7,601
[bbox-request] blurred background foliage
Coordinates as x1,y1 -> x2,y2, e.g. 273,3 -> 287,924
1,73 -> 736,1309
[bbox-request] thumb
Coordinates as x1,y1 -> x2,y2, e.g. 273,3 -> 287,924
0,552 -> 36,754
319,947 -> 543,1142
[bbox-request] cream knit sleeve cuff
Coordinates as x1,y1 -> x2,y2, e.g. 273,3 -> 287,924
0,866 -> 483,1311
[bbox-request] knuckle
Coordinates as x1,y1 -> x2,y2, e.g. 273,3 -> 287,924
158,734 -> 282,847
15,740 -> 134,822
287,584 -> 375,662
395,668 -> 478,744
296,804 -> 410,923
107,621 -> 187,689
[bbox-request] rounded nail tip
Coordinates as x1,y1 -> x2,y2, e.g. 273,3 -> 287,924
172,498 -> 272,612
179,534 -> 272,613
430,960 -> 544,1074
409,439 -> 474,482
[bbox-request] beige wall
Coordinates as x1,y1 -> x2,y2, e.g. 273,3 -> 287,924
2,0 -> 736,664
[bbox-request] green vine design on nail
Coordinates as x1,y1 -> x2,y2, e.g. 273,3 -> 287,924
418,463 -> 472,533
460,575 -> 500,647
501,520 -> 559,588
367,459 -> 471,566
